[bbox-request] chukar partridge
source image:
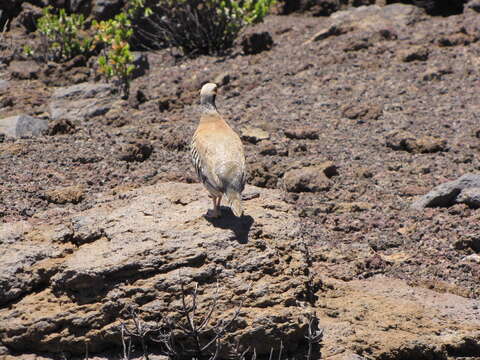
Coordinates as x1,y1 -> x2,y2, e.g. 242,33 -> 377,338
191,83 -> 246,218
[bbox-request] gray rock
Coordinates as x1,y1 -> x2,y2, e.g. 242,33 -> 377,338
411,173 -> 480,209
331,4 -> 425,31
0,115 -> 48,138
49,82 -> 116,122
456,187 -> 480,209
52,82 -> 115,100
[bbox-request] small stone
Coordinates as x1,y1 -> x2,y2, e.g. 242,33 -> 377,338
284,127 -> 319,140
161,129 -> 187,151
397,46 -> 429,62
422,67 -> 453,81
241,32 -> 274,55
47,119 -> 76,135
368,234 -> 403,251
241,127 -> 270,144
44,185 -> 85,204
414,136 -> 448,153
258,141 -> 277,155
355,167 -> 373,178
319,161 -> 339,178
438,33 -> 473,47
117,140 -> 153,162
342,103 -> 383,121
283,166 -> 332,193
304,25 -> 349,44
386,130 -> 447,153
343,38 -> 371,52
248,162 -> 278,188
0,345 -> 9,355
364,254 -> 387,270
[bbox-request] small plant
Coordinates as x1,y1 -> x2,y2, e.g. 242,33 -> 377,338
36,6 -> 92,62
141,0 -> 276,57
23,44 -> 34,57
93,0 -> 151,98
93,13 -> 135,98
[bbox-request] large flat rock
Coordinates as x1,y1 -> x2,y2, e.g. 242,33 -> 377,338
0,182 -> 479,359
0,183 -> 307,356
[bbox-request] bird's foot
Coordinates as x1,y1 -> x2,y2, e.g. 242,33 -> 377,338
205,208 -> 222,219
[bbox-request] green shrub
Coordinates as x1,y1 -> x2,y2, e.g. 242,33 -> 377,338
35,6 -> 92,62
24,1 -> 150,97
92,0 -> 151,98
93,13 -> 135,98
141,0 -> 276,57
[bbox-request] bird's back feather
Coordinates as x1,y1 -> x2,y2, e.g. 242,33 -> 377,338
191,112 -> 246,197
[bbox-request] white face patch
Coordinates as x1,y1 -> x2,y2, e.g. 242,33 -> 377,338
200,83 -> 218,97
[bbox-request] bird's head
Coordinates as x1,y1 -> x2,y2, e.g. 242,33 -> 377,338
200,83 -> 218,107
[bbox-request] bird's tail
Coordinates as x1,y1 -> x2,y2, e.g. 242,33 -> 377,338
226,189 -> 243,217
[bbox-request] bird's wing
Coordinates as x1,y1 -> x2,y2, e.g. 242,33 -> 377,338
191,129 -> 223,194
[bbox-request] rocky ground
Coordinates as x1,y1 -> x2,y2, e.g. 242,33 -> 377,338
1,1 -> 480,359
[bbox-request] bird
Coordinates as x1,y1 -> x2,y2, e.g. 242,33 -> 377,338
190,83 -> 246,218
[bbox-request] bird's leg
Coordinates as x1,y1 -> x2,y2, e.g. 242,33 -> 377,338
212,196 -> 222,217
206,196 -> 221,218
